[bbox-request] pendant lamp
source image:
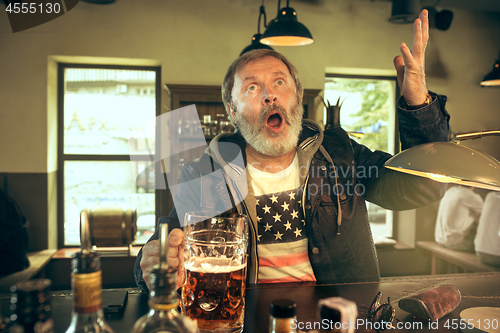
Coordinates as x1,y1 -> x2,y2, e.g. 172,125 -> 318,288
261,0 -> 313,46
388,0 -> 420,24
480,50 -> 500,87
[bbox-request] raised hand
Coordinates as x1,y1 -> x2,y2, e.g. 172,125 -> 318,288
393,9 -> 430,106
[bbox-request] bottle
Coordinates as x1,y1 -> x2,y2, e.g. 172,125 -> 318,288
216,113 -> 225,134
130,223 -> 199,333
202,115 -> 212,136
64,211 -> 115,333
9,279 -> 54,333
269,299 -> 297,333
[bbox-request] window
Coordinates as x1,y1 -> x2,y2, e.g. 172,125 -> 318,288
324,73 -> 399,239
58,65 -> 160,246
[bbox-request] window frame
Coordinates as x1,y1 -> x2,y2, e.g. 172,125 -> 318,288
57,63 -> 161,248
324,72 -> 401,239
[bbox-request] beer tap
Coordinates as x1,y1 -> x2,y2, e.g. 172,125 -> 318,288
130,222 -> 199,332
159,222 -> 169,270
80,210 -> 92,255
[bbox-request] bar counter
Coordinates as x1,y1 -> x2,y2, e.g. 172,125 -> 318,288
1,272 -> 499,332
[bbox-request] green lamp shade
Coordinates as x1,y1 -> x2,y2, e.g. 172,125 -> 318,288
384,142 -> 500,191
261,7 -> 313,46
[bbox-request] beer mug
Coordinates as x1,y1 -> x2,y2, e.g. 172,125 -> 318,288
181,212 -> 249,333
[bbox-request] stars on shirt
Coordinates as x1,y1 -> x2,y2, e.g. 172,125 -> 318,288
284,221 -> 292,230
256,188 -> 306,244
273,213 -> 282,223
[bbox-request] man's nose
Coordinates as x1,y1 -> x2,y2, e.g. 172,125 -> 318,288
262,86 -> 277,105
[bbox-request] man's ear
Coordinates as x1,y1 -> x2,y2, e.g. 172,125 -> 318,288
227,103 -> 236,124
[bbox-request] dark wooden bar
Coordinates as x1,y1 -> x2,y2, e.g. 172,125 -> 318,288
1,272 -> 499,332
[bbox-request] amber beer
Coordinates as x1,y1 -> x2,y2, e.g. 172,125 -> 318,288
181,259 -> 247,331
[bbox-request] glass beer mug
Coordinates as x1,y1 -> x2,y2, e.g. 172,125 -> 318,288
181,212 -> 249,333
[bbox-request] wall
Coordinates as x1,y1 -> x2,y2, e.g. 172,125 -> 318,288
0,0 -> 499,272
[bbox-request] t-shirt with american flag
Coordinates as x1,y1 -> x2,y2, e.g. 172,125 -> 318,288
247,154 -> 316,283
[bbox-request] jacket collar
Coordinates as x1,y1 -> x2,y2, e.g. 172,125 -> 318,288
197,119 -> 325,176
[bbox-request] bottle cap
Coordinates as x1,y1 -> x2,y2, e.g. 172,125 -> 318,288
270,299 -> 296,318
72,251 -> 101,274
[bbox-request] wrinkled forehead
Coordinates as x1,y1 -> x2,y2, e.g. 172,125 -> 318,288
235,56 -> 292,81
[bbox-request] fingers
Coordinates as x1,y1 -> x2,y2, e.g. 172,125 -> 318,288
168,228 -> 185,270
393,55 -> 405,90
420,9 -> 429,45
420,9 -> 429,70
411,10 -> 429,69
168,228 -> 184,247
140,240 -> 160,290
399,42 -> 414,72
411,18 -> 423,63
142,239 -> 160,256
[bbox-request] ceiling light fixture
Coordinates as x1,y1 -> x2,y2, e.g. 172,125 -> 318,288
240,3 -> 274,56
260,0 -> 314,46
388,0 -> 420,24
481,50 -> 500,87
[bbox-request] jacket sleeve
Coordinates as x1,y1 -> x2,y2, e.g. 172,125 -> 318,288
357,92 -> 450,210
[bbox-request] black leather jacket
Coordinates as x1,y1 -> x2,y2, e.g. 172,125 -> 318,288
135,93 -> 450,291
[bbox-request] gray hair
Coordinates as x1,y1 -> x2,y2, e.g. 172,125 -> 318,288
221,49 -> 303,118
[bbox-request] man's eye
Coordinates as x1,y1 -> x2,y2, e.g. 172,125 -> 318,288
276,79 -> 285,86
248,85 -> 257,91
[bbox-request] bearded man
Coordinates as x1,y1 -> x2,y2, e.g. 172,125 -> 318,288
135,9 -> 450,291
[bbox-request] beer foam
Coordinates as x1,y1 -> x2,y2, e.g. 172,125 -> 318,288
185,257 -> 246,273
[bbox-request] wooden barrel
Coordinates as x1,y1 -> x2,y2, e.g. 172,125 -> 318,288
86,207 -> 137,247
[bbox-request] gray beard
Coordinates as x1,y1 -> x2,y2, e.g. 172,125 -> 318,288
234,102 -> 304,157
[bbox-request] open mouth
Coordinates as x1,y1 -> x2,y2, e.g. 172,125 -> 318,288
266,112 -> 284,131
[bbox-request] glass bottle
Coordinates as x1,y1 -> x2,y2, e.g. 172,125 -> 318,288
130,223 -> 199,333
269,299 -> 297,333
216,113 -> 225,134
202,115 -> 212,136
9,279 -> 54,333
64,211 -> 115,333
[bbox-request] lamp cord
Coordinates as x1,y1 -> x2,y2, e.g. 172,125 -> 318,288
258,2 -> 267,33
